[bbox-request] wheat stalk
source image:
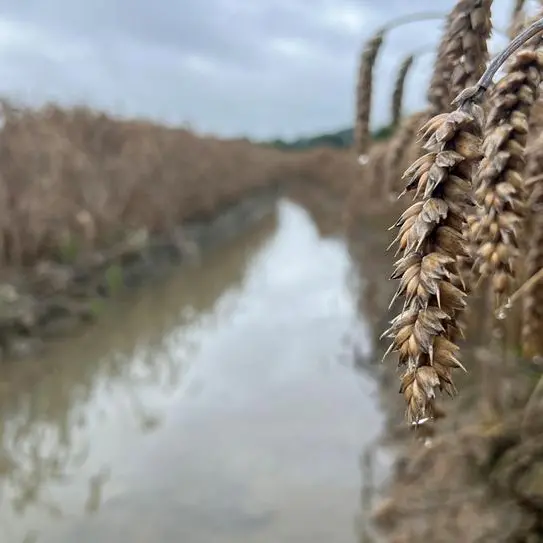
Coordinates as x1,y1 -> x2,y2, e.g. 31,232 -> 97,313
391,55 -> 415,128
355,13 -> 445,160
382,17 -> 543,423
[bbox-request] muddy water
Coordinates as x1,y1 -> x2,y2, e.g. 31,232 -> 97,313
0,199 -> 391,543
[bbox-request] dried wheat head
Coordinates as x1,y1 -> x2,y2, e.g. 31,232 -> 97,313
427,0 -> 493,115
471,43 -> 543,307
383,88 -> 484,423
354,31 -> 384,158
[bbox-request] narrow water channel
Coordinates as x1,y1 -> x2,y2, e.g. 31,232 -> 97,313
0,199 -> 390,543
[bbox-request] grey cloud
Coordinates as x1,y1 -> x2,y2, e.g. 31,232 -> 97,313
0,0 -> 522,139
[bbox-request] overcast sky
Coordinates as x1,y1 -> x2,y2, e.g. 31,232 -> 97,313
0,0 -> 529,139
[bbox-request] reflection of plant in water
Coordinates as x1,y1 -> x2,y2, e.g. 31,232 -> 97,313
0,411 -> 88,526
0,211 -> 276,529
84,466 -> 111,515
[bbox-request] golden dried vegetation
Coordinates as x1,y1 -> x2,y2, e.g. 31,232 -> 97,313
0,103 -> 289,268
347,3 -> 543,540
347,1 -> 543,427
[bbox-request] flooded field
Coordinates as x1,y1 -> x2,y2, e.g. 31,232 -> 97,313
0,199 -> 391,543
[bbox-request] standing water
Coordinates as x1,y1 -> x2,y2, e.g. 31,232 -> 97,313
0,199 -> 389,543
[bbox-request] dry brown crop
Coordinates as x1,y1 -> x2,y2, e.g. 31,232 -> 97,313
0,103 -> 288,268
380,14 -> 543,423
391,54 -> 415,128
354,31 -> 384,159
382,87 -> 484,423
471,43 -> 543,307
341,5 -> 543,543
427,1 -> 493,115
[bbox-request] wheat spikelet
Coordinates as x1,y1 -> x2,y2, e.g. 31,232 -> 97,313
427,24 -> 454,115
385,111 -> 430,198
354,31 -> 384,158
448,0 -> 493,100
383,88 -> 485,423
470,41 -> 543,307
427,0 -> 493,115
391,55 -> 415,128
382,17 -> 543,421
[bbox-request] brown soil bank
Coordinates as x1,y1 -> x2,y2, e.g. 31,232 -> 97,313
0,101 -> 360,360
345,214 -> 543,543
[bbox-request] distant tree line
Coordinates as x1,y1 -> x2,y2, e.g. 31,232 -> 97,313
262,124 -> 394,151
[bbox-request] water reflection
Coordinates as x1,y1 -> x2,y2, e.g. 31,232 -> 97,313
0,199 -> 387,543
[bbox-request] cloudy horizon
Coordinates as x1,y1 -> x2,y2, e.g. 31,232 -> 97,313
0,0 -> 523,140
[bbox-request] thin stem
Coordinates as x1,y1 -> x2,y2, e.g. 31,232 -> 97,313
525,173 -> 543,185
478,16 -> 543,90
450,16 -> 543,108
495,267 -> 543,316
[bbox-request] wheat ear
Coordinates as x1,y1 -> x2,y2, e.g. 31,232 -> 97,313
391,55 -> 415,128
382,16 -> 543,423
427,0 -> 493,115
471,39 -> 543,307
354,31 -> 384,159
355,13 -> 445,159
